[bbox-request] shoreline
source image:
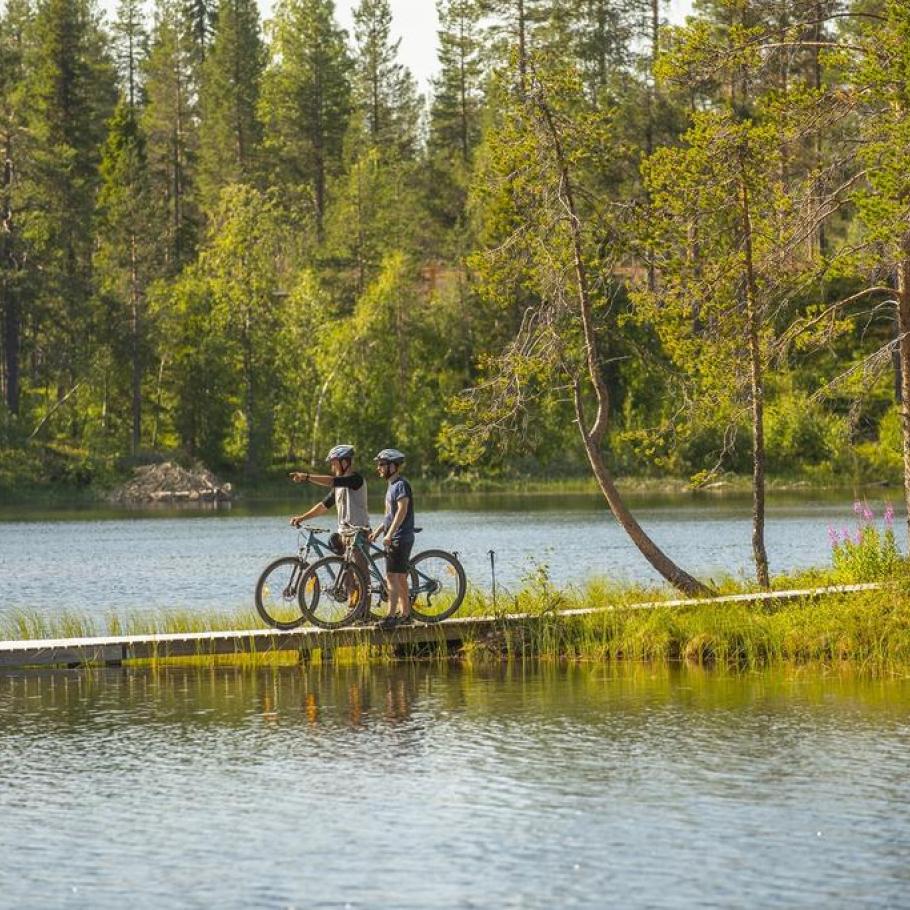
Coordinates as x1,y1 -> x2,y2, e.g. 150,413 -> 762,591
3,578 -> 908,674
0,471 -> 901,507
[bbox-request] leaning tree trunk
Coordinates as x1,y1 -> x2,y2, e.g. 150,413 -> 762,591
896,246 -> 910,546
536,85 -> 712,598
573,382 -> 712,596
739,164 -> 770,589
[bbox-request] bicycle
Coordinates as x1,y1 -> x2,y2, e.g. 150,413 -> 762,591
298,527 -> 467,628
254,526 -> 343,629
255,525 -> 397,629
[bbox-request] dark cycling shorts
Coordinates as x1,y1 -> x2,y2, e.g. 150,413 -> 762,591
385,538 -> 414,574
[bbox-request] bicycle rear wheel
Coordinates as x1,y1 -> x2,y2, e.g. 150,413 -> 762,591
255,557 -> 308,629
365,551 -> 415,621
298,556 -> 368,629
409,549 -> 466,623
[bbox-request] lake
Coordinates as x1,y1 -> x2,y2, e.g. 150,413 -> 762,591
1,662 -> 908,908
0,489 -> 898,627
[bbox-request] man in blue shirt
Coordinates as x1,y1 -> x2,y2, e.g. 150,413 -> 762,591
369,448 -> 414,627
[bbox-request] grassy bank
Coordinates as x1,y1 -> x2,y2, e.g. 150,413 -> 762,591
4,576 -> 910,674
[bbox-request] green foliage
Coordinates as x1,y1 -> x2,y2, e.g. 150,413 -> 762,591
196,0 -> 265,208
854,408 -> 904,484
430,0 -> 483,163
260,0 -> 351,231
5,0 -> 910,514
829,502 -> 906,584
141,0 -> 200,271
764,388 -> 847,474
351,0 -> 420,156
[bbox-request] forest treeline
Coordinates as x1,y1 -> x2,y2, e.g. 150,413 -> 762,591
1,0 -> 909,502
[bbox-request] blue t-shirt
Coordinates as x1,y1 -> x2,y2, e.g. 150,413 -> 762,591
383,477 -> 414,542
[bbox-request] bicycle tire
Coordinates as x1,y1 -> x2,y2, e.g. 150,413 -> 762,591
298,555 -> 368,629
408,549 -> 466,623
366,554 -> 418,621
255,556 -> 308,629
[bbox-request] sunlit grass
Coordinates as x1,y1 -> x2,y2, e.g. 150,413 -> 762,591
1,609 -> 98,641
3,571 -> 909,674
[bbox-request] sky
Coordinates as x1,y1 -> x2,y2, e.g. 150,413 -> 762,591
331,0 -> 697,91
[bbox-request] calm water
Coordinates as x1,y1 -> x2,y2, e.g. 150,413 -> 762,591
0,490 -> 900,626
1,663 -> 909,908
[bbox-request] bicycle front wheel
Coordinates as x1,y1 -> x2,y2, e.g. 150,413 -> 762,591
255,557 -> 308,629
409,549 -> 466,623
298,556 -> 368,629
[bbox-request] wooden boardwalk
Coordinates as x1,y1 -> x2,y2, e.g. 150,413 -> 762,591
0,582 -> 883,670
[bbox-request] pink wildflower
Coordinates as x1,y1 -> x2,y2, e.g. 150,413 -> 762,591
853,500 -> 863,516
885,503 -> 895,526
862,504 -> 874,522
828,526 -> 840,546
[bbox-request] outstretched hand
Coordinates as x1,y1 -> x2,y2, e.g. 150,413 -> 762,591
289,472 -> 308,483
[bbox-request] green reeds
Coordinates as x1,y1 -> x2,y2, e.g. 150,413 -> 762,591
4,575 -> 910,673
1,608 -> 98,641
482,583 -> 910,674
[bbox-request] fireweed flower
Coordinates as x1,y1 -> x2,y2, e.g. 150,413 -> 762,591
853,500 -> 863,516
862,504 -> 874,522
828,526 -> 840,546
885,503 -> 895,526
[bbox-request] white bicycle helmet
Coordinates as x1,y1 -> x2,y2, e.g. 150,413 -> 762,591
374,448 -> 406,465
325,444 -> 355,462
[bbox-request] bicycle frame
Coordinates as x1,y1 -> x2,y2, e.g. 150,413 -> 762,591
296,526 -> 337,565
339,529 -> 440,602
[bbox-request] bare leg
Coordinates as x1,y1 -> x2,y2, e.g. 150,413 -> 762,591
388,572 -> 409,616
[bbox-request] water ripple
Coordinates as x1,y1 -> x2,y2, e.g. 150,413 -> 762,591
1,664 -> 909,908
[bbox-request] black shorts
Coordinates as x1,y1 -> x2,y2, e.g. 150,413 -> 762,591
385,538 -> 414,574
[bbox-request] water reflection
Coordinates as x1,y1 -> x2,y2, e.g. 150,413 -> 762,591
2,663 -> 910,907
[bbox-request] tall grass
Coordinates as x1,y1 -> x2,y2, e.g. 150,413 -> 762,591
4,573 -> 910,674
464,582 -> 910,674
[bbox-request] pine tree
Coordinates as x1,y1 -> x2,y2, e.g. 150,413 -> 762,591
182,0 -> 214,68
351,0 -> 421,156
430,0 -> 483,164
478,0 -> 546,91
142,0 -> 199,273
570,0 -> 629,103
111,0 -> 147,110
260,0 -> 351,236
0,0 -> 33,420
841,0 -> 910,544
20,0 -> 117,438
96,98 -> 154,454
197,0 -> 265,209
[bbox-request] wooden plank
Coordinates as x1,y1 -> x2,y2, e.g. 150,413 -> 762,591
0,582 -> 883,670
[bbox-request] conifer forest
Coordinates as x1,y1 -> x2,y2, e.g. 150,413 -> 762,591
2,0 -> 910,529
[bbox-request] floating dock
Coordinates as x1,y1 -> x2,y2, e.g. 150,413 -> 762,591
0,583 -> 882,670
